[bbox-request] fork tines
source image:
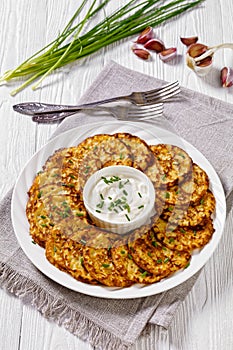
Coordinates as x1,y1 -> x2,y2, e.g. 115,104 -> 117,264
144,81 -> 180,104
128,103 -> 164,120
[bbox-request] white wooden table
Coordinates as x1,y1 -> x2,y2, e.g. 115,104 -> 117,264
1,1 -> 233,349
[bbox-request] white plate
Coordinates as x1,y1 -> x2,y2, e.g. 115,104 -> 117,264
11,121 -> 226,299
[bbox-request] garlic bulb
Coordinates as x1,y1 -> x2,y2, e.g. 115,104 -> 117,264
186,43 -> 233,76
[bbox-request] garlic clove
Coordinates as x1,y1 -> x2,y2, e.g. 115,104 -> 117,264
180,36 -> 198,46
187,43 -> 207,58
221,67 -> 233,87
159,48 -> 177,62
144,38 -> 165,52
136,26 -> 154,44
131,44 -> 150,60
196,56 -> 213,67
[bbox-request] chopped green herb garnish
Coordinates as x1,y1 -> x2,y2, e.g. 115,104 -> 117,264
121,250 -> 125,254
37,191 -> 42,199
123,203 -> 130,213
152,241 -> 158,247
100,193 -> 104,200
125,214 -> 130,222
164,257 -> 170,263
138,192 -> 142,198
178,152 -> 186,159
162,174 -> 167,181
200,198 -> 205,205
138,205 -> 144,209
102,263 -> 110,268
97,201 -> 104,209
119,153 -> 123,160
31,240 -> 37,245
128,253 -> 133,260
84,166 -> 91,174
165,192 -> 170,199
147,251 -> 152,257
96,209 -> 101,213
119,181 -> 124,189
169,237 -> 175,243
123,189 -> 128,196
108,196 -> 112,200
40,215 -> 47,219
53,246 -> 57,253
184,262 -> 190,269
141,271 -> 148,277
76,212 -> 84,216
156,259 -> 162,264
80,239 -> 86,245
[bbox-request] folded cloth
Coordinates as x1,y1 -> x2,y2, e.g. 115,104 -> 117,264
0,61 -> 233,350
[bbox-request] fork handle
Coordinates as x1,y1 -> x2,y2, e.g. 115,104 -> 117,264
31,105 -> 113,123
13,95 -> 131,116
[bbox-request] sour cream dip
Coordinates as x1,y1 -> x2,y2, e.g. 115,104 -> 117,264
83,166 -> 155,234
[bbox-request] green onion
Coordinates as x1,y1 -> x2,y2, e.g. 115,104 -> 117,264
138,192 -> 142,198
138,205 -> 144,209
0,0 -> 203,95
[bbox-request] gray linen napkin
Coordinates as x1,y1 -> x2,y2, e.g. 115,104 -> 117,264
1,61 -> 233,350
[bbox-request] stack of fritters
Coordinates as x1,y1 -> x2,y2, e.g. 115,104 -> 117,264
26,133 -> 215,287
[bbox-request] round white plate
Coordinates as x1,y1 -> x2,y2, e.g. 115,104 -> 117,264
11,121 -> 226,299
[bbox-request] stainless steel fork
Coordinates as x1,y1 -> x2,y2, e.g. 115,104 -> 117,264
13,81 -> 179,116
31,103 -> 164,123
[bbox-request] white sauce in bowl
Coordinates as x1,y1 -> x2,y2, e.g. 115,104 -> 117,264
83,166 -> 155,234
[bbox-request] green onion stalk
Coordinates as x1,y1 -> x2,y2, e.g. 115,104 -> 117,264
0,0 -> 204,95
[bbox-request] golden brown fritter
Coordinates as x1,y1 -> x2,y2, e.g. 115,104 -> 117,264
152,217 -> 215,252
160,190 -> 216,227
111,241 -> 163,284
150,144 -> 193,187
83,232 -> 132,287
45,218 -> 98,284
127,225 -> 191,278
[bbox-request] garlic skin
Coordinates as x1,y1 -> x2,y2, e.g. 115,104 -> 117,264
136,26 -> 154,44
180,36 -> 198,46
221,67 -> 233,87
131,44 -> 150,60
144,38 -> 165,53
159,48 -> 177,62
